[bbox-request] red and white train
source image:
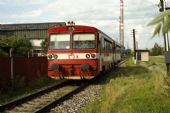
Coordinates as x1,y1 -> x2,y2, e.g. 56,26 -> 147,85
47,22 -> 124,79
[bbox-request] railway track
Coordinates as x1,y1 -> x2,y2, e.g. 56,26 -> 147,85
0,80 -> 68,112
1,60 -> 126,113
0,80 -> 90,113
34,83 -> 89,113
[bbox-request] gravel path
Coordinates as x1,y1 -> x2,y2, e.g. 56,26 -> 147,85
50,84 -> 103,113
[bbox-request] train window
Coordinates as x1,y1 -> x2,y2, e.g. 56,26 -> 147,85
72,33 -> 96,49
104,40 -> 112,51
50,34 -> 70,50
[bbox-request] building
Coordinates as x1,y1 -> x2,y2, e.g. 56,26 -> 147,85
135,50 -> 149,61
0,22 -> 66,56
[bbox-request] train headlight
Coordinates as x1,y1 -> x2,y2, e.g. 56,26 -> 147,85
91,53 -> 96,58
53,54 -> 58,59
86,54 -> 90,59
48,54 -> 53,59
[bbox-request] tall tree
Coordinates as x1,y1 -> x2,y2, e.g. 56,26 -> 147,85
149,9 -> 170,77
148,10 -> 170,37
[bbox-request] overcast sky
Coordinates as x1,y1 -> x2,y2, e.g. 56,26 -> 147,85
0,0 -> 169,49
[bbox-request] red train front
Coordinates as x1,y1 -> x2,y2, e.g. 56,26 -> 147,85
47,23 -> 99,79
47,22 -> 117,79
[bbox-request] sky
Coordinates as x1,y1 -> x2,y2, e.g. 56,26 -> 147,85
0,0 -> 169,49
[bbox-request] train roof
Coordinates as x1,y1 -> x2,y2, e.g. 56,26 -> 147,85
48,25 -> 98,33
48,25 -> 115,41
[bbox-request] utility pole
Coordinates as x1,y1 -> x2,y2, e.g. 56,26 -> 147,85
133,29 -> 136,60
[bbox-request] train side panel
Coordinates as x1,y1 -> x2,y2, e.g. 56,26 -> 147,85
115,44 -> 121,63
98,32 -> 115,72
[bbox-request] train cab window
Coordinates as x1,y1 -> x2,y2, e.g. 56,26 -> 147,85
50,34 -> 70,50
72,33 -> 96,49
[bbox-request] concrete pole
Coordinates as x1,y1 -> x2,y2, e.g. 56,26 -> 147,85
133,29 -> 136,59
133,29 -> 137,64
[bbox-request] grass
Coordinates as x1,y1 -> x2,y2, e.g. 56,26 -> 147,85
81,56 -> 170,113
0,75 -> 57,104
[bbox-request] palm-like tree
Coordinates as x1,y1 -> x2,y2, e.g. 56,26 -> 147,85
149,10 -> 170,77
148,10 -> 170,37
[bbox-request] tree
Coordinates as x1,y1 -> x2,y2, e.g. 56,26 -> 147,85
148,6 -> 170,80
41,38 -> 48,55
150,43 -> 164,56
0,37 -> 12,56
12,38 -> 32,56
125,49 -> 133,57
0,49 -> 8,56
0,37 -> 32,56
148,10 -> 170,37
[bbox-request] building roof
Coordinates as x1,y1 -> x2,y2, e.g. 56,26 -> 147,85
0,22 -> 66,31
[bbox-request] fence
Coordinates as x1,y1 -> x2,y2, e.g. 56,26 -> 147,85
0,57 -> 47,90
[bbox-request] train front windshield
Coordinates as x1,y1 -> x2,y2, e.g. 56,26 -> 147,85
72,33 -> 95,49
50,34 -> 70,49
49,33 -> 96,50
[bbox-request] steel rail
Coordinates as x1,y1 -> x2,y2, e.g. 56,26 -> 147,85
34,82 -> 90,113
0,80 -> 68,112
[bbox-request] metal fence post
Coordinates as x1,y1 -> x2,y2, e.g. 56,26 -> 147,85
10,48 -> 14,89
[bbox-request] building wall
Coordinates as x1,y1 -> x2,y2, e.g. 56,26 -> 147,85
141,52 -> 149,61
